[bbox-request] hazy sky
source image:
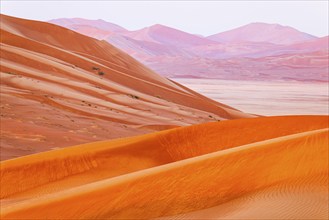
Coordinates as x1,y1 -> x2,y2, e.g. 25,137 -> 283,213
1,1 -> 328,37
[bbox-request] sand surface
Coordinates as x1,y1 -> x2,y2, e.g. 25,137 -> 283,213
1,115 -> 328,219
0,14 -> 252,160
174,78 -> 329,116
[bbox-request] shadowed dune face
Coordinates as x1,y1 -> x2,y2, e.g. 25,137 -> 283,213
0,116 -> 328,219
0,14 -> 252,160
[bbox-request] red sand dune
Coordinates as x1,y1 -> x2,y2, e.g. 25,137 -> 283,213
0,14 -> 252,160
1,115 -> 328,219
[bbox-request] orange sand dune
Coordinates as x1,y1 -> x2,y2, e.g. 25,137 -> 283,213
0,14 -> 252,160
1,115 -> 328,219
157,173 -> 328,219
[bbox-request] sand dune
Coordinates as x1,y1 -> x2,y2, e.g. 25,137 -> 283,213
0,14 -> 252,160
1,115 -> 328,219
158,173 -> 328,219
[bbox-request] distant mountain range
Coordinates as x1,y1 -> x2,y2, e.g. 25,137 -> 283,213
49,18 -> 329,82
207,22 -> 316,45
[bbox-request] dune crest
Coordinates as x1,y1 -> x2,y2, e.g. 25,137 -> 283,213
1,115 -> 328,219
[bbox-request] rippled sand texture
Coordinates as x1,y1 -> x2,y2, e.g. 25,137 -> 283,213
1,116 -> 328,219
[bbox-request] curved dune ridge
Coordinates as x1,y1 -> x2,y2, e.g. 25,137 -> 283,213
0,14 -> 252,160
1,115 -> 328,219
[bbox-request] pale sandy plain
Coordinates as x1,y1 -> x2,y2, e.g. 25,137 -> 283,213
0,14 -> 328,219
174,78 -> 329,116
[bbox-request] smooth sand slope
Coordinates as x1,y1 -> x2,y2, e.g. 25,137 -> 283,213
1,116 -> 328,219
0,14 -> 252,160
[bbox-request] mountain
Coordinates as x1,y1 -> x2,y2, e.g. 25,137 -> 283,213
48,20 -> 199,58
207,22 -> 317,45
48,18 -> 327,82
0,14 -> 251,160
122,24 -> 217,47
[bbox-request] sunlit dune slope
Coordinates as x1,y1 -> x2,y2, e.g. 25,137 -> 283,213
1,115 -> 328,219
0,14 -> 252,160
157,173 -> 328,220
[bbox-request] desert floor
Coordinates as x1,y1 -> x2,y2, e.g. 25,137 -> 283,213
175,78 -> 329,116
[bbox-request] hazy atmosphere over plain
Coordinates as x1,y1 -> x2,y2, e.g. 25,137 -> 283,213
0,0 -> 328,37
